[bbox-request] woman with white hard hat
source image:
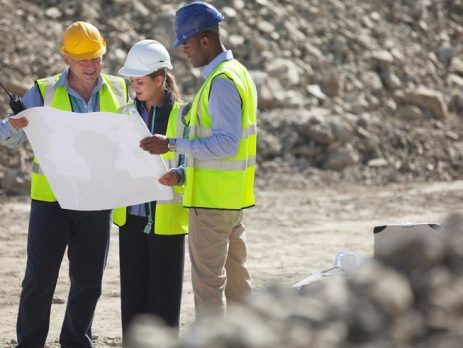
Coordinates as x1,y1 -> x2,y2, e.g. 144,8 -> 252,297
113,39 -> 188,337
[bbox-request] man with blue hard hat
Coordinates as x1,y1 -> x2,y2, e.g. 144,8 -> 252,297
140,1 -> 258,318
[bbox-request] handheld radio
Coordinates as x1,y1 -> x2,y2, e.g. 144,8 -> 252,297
0,81 -> 26,115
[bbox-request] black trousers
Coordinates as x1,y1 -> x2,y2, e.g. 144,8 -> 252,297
119,215 -> 185,337
16,200 -> 111,348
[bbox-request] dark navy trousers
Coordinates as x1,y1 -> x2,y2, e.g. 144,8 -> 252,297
119,215 -> 185,338
16,200 -> 111,348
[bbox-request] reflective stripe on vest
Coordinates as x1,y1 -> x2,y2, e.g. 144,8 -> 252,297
103,74 -> 127,108
112,102 -> 188,235
31,73 -> 127,202
189,123 -> 257,139
185,156 -> 256,171
183,59 -> 257,209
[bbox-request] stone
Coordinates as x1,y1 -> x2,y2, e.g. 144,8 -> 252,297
321,74 -> 345,98
395,105 -> 424,121
402,87 -> 448,119
325,145 -> 359,170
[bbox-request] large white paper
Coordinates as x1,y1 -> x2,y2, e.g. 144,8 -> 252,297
19,106 -> 173,210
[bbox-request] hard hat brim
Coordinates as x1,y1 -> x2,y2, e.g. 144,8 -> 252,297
118,63 -> 173,77
62,46 -> 106,60
172,37 -> 185,48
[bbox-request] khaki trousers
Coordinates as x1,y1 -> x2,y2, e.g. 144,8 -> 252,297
188,208 -> 252,318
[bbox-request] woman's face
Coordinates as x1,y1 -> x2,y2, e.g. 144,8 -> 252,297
129,75 -> 163,102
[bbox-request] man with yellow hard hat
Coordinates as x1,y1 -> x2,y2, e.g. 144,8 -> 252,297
0,21 -> 128,347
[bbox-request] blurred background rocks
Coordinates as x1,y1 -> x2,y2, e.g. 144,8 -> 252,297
1,0 -> 463,193
125,211 -> 463,348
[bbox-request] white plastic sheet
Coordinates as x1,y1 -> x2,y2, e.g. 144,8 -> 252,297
19,106 -> 173,210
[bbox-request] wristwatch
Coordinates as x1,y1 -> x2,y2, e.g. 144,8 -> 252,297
167,137 -> 177,152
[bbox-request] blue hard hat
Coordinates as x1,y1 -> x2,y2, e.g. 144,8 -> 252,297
173,1 -> 224,47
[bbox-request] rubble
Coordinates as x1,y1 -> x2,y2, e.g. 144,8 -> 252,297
0,0 -> 462,193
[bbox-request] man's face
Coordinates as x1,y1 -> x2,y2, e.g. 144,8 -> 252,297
182,36 -> 209,68
65,56 -> 103,83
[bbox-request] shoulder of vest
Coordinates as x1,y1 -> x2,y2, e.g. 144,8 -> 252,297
101,74 -> 128,103
36,73 -> 61,86
209,60 -> 246,84
101,73 -> 125,84
35,74 -> 63,101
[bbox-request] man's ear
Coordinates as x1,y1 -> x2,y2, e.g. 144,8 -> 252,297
200,36 -> 208,49
63,55 -> 71,66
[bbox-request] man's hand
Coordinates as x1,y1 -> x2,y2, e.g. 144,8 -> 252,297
9,117 -> 28,130
159,169 -> 180,186
140,134 -> 169,154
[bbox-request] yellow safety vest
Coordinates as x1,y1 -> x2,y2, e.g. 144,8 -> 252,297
112,102 -> 188,235
183,59 -> 257,209
32,73 -> 128,202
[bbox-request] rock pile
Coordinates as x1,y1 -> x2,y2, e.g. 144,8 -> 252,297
125,212 -> 463,348
1,0 -> 463,193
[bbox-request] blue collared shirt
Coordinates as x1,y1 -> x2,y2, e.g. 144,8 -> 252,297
127,98 -> 186,217
0,68 -> 104,148
176,50 -> 242,159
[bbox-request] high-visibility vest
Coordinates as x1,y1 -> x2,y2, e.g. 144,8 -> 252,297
31,73 -> 128,202
183,59 -> 257,210
112,102 -> 188,235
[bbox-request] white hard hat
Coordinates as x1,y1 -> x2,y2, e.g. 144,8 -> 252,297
118,39 -> 173,77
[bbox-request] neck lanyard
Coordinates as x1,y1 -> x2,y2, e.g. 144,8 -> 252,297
143,105 -> 156,234
145,105 -> 156,134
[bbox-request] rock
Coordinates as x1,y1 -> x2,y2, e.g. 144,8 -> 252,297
436,46 -> 460,65
257,130 -> 282,158
256,21 -> 275,33
371,50 -> 395,70
362,71 -> 383,91
449,57 -> 463,76
125,315 -> 176,348
221,7 -> 237,18
306,85 -> 327,101
367,158 -> 388,167
325,144 -> 359,170
447,73 -> 463,87
300,120 -> 334,145
321,73 -> 345,98
402,87 -> 448,119
266,58 -> 302,86
228,34 -> 245,47
258,77 -> 286,109
395,105 -> 424,121
44,7 -> 62,19
329,118 -> 354,143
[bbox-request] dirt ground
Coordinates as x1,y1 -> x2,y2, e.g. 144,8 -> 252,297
1,179 -> 462,347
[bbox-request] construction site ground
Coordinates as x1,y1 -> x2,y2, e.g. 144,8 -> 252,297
1,179 -> 462,347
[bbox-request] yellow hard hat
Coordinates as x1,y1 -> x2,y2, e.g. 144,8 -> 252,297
61,21 -> 106,60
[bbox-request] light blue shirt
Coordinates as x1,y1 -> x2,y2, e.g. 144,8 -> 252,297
176,50 -> 242,159
127,98 -> 186,217
0,68 -> 104,149
127,101 -> 152,217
